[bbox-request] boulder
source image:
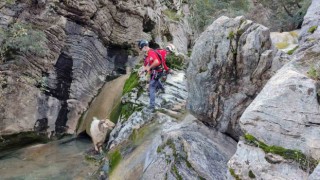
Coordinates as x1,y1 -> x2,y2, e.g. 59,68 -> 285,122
228,0 -> 320,178
187,16 -> 280,139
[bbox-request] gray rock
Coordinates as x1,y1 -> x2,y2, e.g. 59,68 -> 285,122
142,114 -> 237,180
309,164 -> 320,180
299,0 -> 320,44
240,62 -> 320,159
0,0 -> 182,137
108,71 -> 187,149
229,1 -> 320,178
187,16 -> 280,139
228,141 -> 308,180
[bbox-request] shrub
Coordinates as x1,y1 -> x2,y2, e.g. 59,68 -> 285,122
186,0 -> 250,36
166,53 -> 184,70
0,22 -> 47,63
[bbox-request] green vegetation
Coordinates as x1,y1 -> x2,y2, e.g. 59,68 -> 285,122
244,134 -> 318,172
163,9 -> 182,21
172,165 -> 183,180
248,170 -> 256,179
275,42 -> 289,49
109,102 -> 122,123
120,103 -> 142,121
186,0 -> 250,35
166,53 -> 185,70
122,72 -> 139,95
187,50 -> 192,57
287,46 -> 299,55
199,66 -> 208,73
108,149 -> 122,173
308,26 -> 318,34
228,31 -> 235,39
0,23 -> 47,63
229,168 -> 241,180
157,138 -> 199,178
110,102 -> 142,123
5,0 -> 15,5
37,76 -> 49,92
307,65 -> 320,80
289,31 -> 298,38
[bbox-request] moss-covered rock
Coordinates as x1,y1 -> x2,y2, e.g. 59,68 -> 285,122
0,132 -> 50,153
244,133 -> 318,172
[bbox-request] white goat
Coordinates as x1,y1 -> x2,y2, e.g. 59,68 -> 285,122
90,117 -> 115,152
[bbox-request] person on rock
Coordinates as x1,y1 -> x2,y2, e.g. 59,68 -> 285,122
138,40 -> 175,113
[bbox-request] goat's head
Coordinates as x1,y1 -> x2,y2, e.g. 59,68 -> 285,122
98,119 -> 115,132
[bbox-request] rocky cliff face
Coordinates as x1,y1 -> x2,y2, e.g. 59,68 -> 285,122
228,0 -> 320,178
246,0 -> 311,31
186,15 -> 288,140
0,0 -> 190,138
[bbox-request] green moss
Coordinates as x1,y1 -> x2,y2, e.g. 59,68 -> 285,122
187,50 -> 192,57
229,168 -> 241,180
244,134 -> 255,142
308,26 -> 318,34
166,139 -> 177,157
244,133 -> 318,172
122,72 -> 139,95
108,149 -> 122,173
185,159 -> 192,168
248,170 -> 256,179
275,42 -> 289,49
198,176 -> 206,180
287,46 -> 298,55
236,29 -> 244,36
109,102 -> 122,123
0,132 -> 50,153
118,103 -> 143,122
172,165 -> 183,180
307,65 -> 320,80
228,31 -> 235,39
199,66 -> 208,73
157,139 -> 177,156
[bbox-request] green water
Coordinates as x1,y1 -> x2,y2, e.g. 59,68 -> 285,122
0,136 -> 97,179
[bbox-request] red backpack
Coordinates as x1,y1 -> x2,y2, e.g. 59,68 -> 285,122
153,49 -> 169,72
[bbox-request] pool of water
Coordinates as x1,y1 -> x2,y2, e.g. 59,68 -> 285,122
0,136 -> 97,179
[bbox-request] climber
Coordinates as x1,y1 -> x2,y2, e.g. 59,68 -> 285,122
138,40 -> 175,113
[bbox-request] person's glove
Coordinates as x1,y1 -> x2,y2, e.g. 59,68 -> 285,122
165,69 -> 173,75
161,75 -> 167,81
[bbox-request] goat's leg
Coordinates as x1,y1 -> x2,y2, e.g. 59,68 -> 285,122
94,141 -> 99,152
